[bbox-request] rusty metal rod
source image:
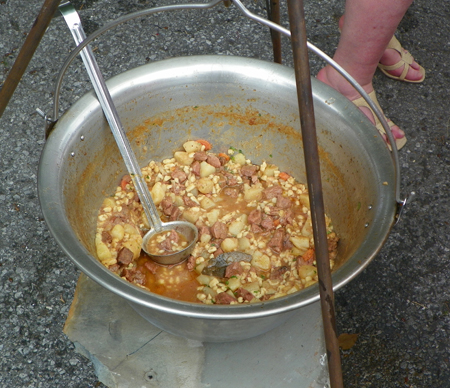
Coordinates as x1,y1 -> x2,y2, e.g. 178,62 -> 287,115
266,0 -> 282,63
0,0 -> 62,119
286,0 -> 343,387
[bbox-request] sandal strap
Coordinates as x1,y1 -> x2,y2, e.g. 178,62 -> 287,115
352,91 -> 385,128
378,35 -> 415,81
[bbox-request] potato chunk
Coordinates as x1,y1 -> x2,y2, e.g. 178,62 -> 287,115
183,140 -> 203,153
200,196 -> 216,210
244,186 -> 263,202
102,197 -> 116,208
206,209 -> 220,224
221,238 -> 238,252
174,151 -> 194,166
290,235 -> 310,254
196,274 -> 214,286
298,264 -> 317,280
251,253 -> 271,271
299,193 -> 310,209
110,224 -> 125,240
228,215 -> 247,236
227,277 -> 241,291
151,182 -> 166,205
197,177 -> 214,194
200,161 -> 216,177
263,164 -> 278,177
96,240 -> 114,265
233,153 -> 246,165
183,208 -> 201,223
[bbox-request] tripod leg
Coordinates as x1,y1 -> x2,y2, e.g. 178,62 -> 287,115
0,0 -> 62,118
266,0 -> 282,63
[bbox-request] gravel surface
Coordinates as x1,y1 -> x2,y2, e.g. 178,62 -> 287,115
1,0 -> 449,387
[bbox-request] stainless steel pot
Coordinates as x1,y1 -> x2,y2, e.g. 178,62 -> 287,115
38,55 -> 396,342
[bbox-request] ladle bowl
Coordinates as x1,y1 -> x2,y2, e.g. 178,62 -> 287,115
142,221 -> 198,266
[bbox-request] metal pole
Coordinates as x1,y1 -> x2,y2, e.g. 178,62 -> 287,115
266,0 -> 282,63
0,0 -> 61,118
286,0 -> 344,387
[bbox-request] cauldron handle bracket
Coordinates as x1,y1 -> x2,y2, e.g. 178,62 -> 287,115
43,0 -> 407,218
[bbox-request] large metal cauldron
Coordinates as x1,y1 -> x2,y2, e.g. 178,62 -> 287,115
38,55 -> 396,342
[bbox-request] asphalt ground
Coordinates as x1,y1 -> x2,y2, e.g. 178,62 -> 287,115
1,0 -> 449,387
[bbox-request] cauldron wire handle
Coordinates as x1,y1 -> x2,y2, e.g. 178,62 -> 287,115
48,0 -> 408,219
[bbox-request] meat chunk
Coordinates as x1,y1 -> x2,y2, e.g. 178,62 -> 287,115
102,231 -> 112,244
193,151 -> 208,161
191,160 -> 201,176
198,226 -> 211,239
183,195 -> 198,208
168,229 -> 180,243
169,206 -> 181,221
206,154 -> 221,168
108,263 -> 120,273
328,232 -> 339,252
235,287 -> 254,302
159,238 -> 173,252
159,230 -> 180,252
283,232 -> 293,250
225,262 -> 243,278
121,268 -> 136,282
276,195 -> 292,209
263,185 -> 282,200
248,209 -> 262,225
161,196 -> 174,216
223,187 -> 239,198
186,255 -> 196,271
270,266 -> 289,281
268,229 -> 285,252
279,208 -> 294,226
117,247 -> 134,265
211,221 -> 228,239
170,182 -> 184,195
218,155 -> 229,165
240,165 -> 258,177
251,223 -> 263,234
112,215 -> 128,225
215,292 -> 237,304
133,270 -> 146,285
213,247 -> 223,258
144,260 -> 159,274
261,215 -> 275,230
171,168 -> 187,183
225,173 -> 238,186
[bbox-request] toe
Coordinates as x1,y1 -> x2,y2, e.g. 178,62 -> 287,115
390,124 -> 406,141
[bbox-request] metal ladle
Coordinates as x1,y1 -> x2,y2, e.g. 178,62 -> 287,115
60,2 -> 198,265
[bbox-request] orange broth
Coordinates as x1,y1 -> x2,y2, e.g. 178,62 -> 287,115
135,256 -> 199,302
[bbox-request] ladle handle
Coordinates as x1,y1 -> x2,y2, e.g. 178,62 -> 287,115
59,2 -> 162,232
